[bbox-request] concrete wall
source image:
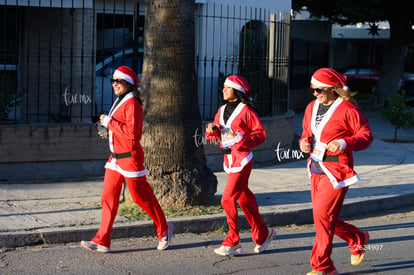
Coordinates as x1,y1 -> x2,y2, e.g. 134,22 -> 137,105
0,124 -> 107,163
0,124 -> 108,183
0,111 -> 295,182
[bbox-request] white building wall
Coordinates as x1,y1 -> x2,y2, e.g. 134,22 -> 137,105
332,23 -> 390,39
196,0 -> 291,12
195,1 -> 291,119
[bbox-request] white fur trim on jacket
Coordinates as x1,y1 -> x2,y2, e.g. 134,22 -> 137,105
105,159 -> 148,178
223,152 -> 253,174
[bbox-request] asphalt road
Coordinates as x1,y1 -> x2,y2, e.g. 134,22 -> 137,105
1,206 -> 413,275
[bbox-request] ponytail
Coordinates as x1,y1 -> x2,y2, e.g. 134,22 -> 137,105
334,86 -> 358,106
128,85 -> 143,105
234,90 -> 257,111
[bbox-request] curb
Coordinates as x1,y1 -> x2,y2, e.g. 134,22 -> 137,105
1,193 -> 414,249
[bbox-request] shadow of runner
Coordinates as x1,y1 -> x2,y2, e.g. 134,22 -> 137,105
341,260 -> 414,275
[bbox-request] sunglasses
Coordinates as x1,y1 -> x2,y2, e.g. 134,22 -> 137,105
110,78 -> 123,84
309,88 -> 325,94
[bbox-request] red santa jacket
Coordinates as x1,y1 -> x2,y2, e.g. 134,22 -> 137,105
102,92 -> 147,178
299,97 -> 373,188
206,102 -> 266,173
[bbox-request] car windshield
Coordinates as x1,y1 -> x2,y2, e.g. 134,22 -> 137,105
358,68 -> 375,75
95,48 -> 143,115
344,68 -> 357,75
97,50 -> 142,77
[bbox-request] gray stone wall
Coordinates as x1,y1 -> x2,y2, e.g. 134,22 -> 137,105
0,111 -> 295,182
0,124 -> 108,183
0,124 -> 107,163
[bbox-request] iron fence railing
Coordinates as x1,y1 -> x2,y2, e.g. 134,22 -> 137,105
195,4 -> 290,119
0,1 -> 290,124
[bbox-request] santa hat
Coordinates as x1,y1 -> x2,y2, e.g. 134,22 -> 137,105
311,68 -> 348,90
224,75 -> 252,100
113,66 -> 140,88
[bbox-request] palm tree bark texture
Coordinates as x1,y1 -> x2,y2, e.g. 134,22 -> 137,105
139,0 -> 217,207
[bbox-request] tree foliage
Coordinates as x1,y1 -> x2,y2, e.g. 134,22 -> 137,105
292,0 -> 412,29
0,73 -> 23,120
292,0 -> 414,108
380,90 -> 414,142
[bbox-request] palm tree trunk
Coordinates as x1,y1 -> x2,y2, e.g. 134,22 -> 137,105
140,0 -> 217,207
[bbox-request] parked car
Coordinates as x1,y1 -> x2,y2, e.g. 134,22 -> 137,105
341,67 -> 379,93
341,66 -> 414,96
95,48 -> 143,115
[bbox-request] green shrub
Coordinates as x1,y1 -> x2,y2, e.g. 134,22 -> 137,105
380,90 -> 414,142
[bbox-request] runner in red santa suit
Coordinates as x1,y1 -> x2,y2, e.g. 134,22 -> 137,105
299,68 -> 374,275
205,75 -> 276,256
81,66 -> 173,253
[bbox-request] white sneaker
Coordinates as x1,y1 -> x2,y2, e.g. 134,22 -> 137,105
214,243 -> 243,256
254,228 -> 277,253
157,222 -> 174,250
81,240 -> 111,253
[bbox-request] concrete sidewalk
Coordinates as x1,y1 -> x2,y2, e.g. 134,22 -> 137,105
1,111 -> 414,248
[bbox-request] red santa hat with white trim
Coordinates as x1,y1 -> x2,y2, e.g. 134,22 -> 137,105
311,68 -> 349,90
113,66 -> 140,89
224,75 -> 252,100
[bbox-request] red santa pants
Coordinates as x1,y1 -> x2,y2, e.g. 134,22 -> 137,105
92,168 -> 168,248
221,160 -> 268,247
310,174 -> 366,272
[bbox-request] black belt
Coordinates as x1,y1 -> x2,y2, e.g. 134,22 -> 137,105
323,155 -> 339,162
111,152 -> 131,159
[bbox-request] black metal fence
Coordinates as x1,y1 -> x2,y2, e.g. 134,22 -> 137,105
195,4 -> 290,119
0,1 -> 290,124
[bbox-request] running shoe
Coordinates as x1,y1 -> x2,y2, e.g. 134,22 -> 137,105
157,222 -> 175,250
80,240 -> 111,253
306,269 -> 338,275
254,227 -> 277,253
351,231 -> 370,265
214,243 -> 243,256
